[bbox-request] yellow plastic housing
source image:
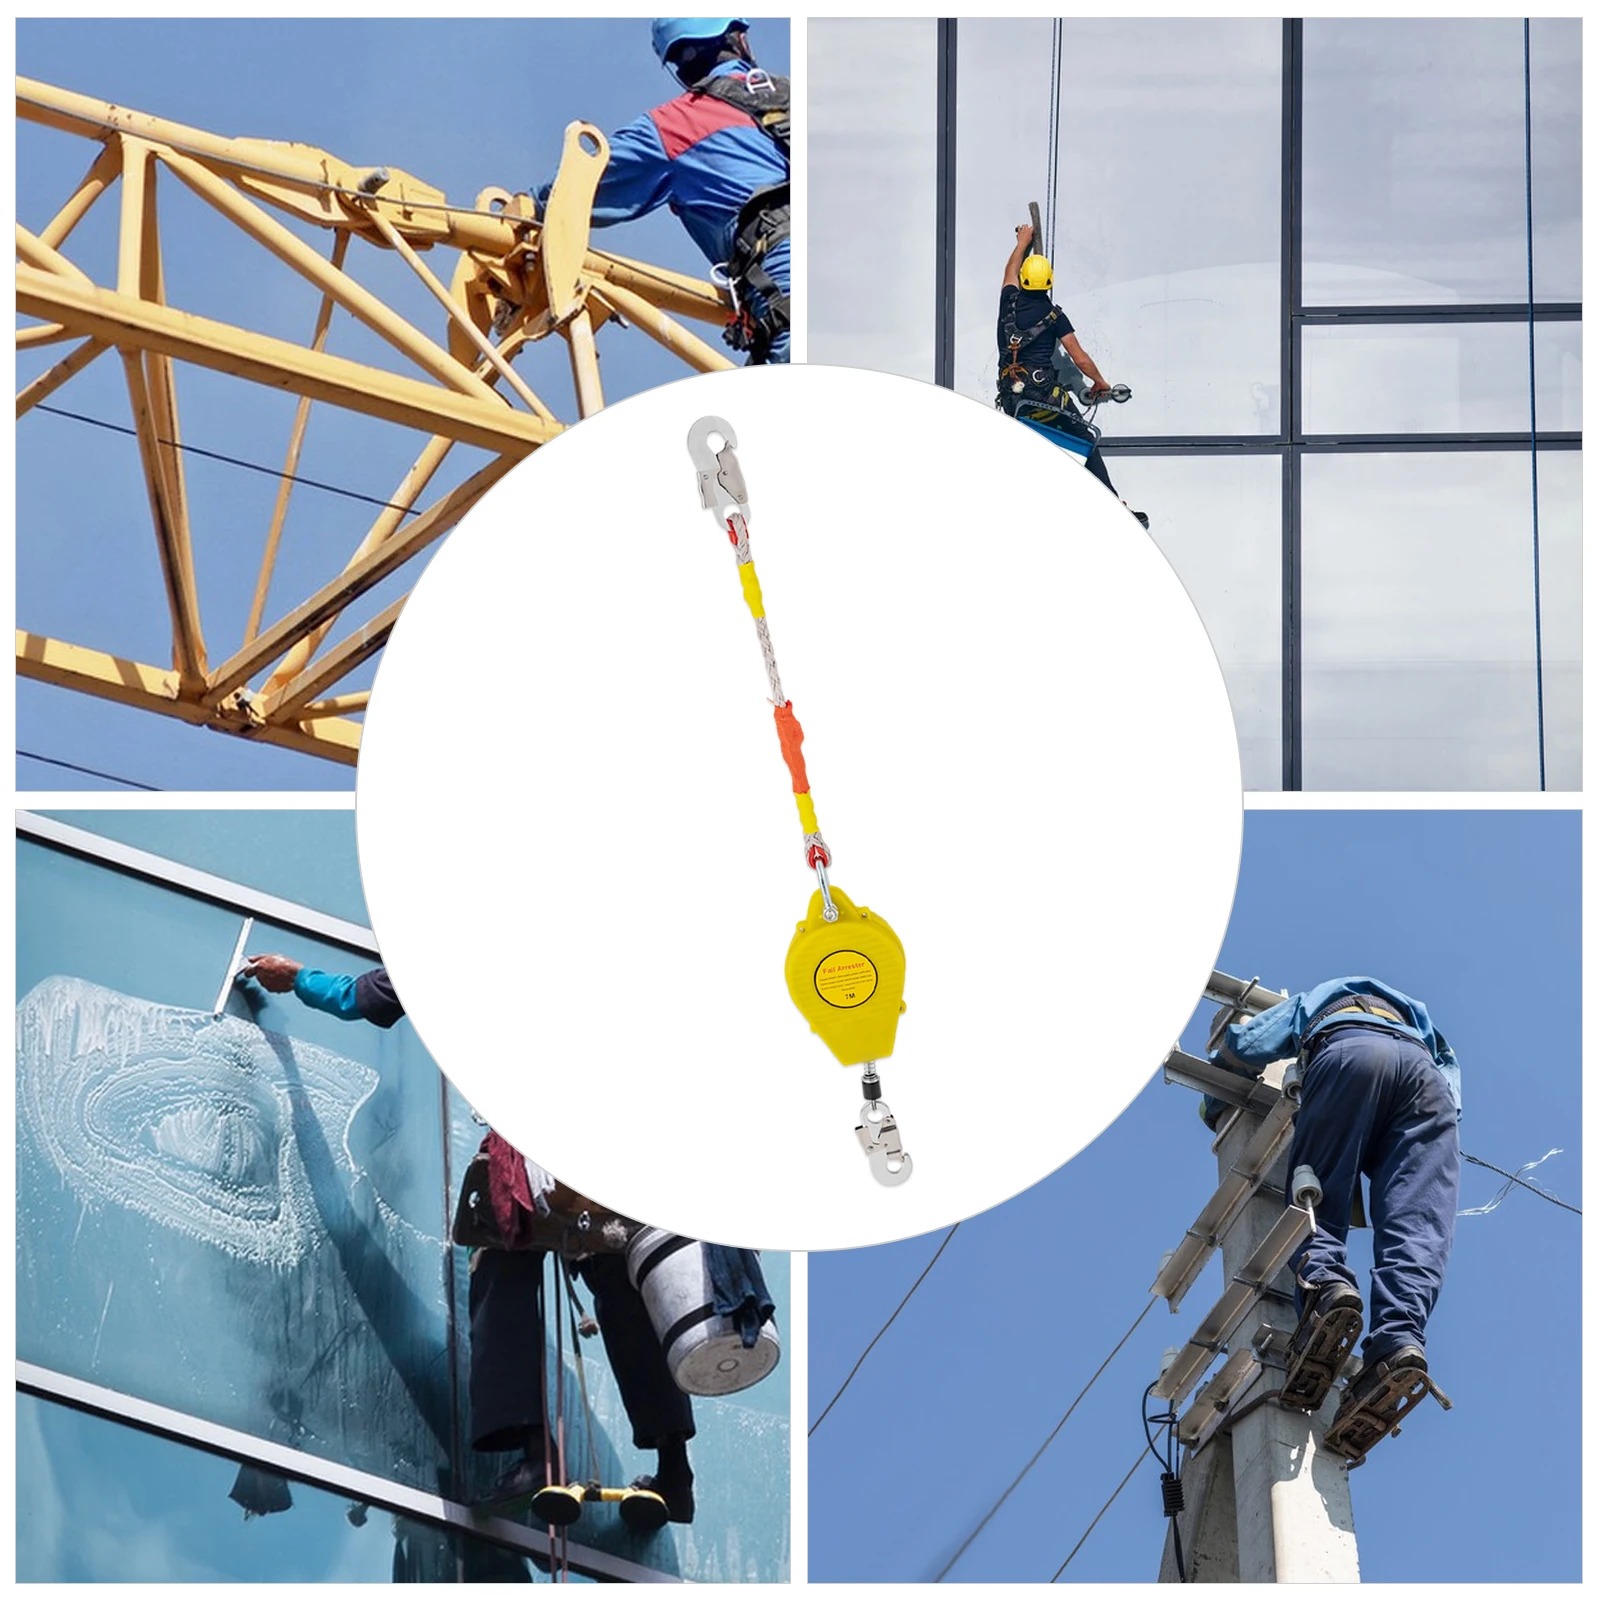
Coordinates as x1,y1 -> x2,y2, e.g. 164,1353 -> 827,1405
784,885 -> 906,1066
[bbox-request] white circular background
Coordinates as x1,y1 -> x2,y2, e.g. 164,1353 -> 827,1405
358,365 -> 1241,1250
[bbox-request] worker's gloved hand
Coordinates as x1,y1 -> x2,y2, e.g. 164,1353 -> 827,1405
242,953 -> 302,993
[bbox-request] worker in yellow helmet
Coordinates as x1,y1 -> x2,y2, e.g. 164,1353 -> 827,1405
997,224 -> 1147,528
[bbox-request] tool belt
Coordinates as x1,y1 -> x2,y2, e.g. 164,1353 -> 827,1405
1303,996 -> 1409,1061
452,1151 -> 640,1256
722,183 -> 790,363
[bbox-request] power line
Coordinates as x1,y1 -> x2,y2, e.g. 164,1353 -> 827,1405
1462,1149 -> 1580,1216
936,1294 -> 1158,1581
31,403 -> 425,517
807,1222 -> 960,1437
17,749 -> 161,790
1050,1448 -> 1147,1581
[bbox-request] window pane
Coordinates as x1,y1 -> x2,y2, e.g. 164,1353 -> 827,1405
1304,20 -> 1532,305
1301,451 -> 1580,789
16,1394 -> 558,1582
1118,454 -> 1283,789
1303,319 -> 1582,434
1533,450 -> 1582,790
16,839 -> 453,1493
809,20 -> 937,378
953,19 -> 1281,434
1530,19 -> 1582,302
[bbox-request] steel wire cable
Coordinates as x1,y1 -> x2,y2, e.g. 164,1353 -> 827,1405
31,403 -> 426,516
16,749 -> 161,790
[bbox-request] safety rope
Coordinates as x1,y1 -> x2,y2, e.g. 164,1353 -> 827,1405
552,1258 -> 569,1582
1522,17 -> 1547,791
723,504 -> 833,879
1045,19 -> 1064,265
561,1260 -> 604,1485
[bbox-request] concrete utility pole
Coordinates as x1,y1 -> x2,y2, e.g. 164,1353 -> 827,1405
1153,975 -> 1359,1583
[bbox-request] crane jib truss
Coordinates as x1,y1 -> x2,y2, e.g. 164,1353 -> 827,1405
15,76 -> 736,767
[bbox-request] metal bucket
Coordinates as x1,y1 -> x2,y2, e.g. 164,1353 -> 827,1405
625,1228 -> 781,1397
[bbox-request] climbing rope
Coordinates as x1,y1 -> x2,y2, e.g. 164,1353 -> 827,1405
1522,17 -> 1547,791
1045,19 -> 1064,265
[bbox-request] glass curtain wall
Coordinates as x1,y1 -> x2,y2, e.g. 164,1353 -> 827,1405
811,18 -> 1581,789
15,815 -> 791,1583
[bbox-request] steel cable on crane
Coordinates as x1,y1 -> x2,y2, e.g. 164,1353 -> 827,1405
935,1293 -> 1159,1581
32,404 -> 426,517
16,749 -> 161,790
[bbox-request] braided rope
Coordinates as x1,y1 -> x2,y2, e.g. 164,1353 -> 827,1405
725,507 -> 832,875
753,616 -> 785,706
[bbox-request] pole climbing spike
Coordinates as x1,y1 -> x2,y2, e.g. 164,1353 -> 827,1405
687,415 -> 913,1184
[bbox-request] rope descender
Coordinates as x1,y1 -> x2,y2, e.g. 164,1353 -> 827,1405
687,415 -> 913,1187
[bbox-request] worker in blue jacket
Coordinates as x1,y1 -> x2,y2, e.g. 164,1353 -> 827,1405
536,19 -> 790,364
242,954 -> 405,1027
1207,977 -> 1461,1458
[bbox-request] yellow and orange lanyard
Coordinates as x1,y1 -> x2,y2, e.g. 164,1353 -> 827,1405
689,416 -> 912,1185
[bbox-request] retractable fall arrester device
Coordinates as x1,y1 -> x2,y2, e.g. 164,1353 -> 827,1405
687,416 -> 913,1187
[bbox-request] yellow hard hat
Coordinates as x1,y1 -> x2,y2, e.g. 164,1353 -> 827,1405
1019,254 -> 1053,291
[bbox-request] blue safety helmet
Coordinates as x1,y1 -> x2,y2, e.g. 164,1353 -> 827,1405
651,17 -> 748,66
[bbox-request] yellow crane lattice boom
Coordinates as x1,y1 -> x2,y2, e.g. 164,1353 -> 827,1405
16,75 -> 735,767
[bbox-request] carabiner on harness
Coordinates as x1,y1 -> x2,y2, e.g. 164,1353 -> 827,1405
687,416 -> 912,1185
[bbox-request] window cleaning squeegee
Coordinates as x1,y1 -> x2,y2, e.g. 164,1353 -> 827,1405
687,416 -> 913,1186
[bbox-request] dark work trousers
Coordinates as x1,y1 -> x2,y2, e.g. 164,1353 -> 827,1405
1286,1024 -> 1461,1364
576,1253 -> 695,1448
469,1249 -> 694,1457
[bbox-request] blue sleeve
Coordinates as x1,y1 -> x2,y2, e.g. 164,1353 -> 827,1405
1200,989 -> 1314,1129
536,114 -> 672,230
1214,991 -> 1312,1075
293,968 -> 365,1023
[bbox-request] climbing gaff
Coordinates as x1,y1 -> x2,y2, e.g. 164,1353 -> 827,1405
686,416 -> 912,1184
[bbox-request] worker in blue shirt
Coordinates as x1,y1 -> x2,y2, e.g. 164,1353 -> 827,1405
536,19 -> 790,364
1207,977 -> 1461,1461
242,953 -> 405,1028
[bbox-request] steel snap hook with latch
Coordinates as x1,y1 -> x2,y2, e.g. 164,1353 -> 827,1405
686,415 -> 749,523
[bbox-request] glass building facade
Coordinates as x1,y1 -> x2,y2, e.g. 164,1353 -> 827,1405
810,18 -> 1581,789
16,812 -> 790,1583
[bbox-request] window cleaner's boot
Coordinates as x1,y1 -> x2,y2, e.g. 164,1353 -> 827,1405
1280,1279 -> 1364,1411
626,1435 -> 695,1526
1123,503 -> 1150,529
479,1433 -> 550,1515
1323,1344 -> 1453,1467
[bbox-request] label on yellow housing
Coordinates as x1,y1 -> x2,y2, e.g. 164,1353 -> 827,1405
814,950 -> 877,1009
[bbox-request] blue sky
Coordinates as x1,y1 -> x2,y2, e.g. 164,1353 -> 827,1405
16,19 -> 789,792
809,809 -> 1581,1582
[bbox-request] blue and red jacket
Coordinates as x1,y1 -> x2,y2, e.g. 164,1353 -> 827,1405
537,61 -> 788,272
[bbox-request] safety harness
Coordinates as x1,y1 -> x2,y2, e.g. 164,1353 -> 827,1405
688,416 -> 912,1186
691,70 -> 791,362
998,300 -> 1066,401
